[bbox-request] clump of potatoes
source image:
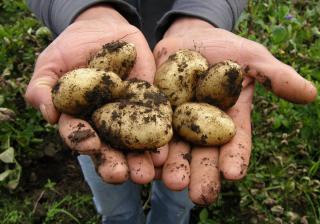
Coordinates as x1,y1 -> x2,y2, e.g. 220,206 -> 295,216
52,41 -> 173,151
52,42 -> 243,152
155,50 -> 243,146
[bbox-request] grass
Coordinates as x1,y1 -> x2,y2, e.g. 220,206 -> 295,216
0,0 -> 319,223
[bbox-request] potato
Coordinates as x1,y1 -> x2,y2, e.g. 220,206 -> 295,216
173,103 -> 236,146
154,49 -> 209,106
92,102 -> 173,150
196,60 -> 243,110
52,68 -> 123,115
88,41 -> 136,79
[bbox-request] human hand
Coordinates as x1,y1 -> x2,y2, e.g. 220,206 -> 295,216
154,17 -> 317,205
25,5 -> 167,184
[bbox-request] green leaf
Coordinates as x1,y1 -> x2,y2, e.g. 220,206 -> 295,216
200,208 -> 209,221
271,25 -> 288,44
6,165 -> 21,190
0,170 -> 11,181
35,26 -> 51,38
0,95 -> 4,105
273,115 -> 282,129
309,39 -> 320,60
0,147 -> 14,163
0,160 -> 21,190
282,118 -> 289,128
310,70 -> 320,81
277,5 -> 290,20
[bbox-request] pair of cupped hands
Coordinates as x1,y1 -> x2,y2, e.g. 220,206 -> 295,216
25,5 -> 317,205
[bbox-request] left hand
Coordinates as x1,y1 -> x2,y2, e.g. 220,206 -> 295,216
153,17 -> 317,205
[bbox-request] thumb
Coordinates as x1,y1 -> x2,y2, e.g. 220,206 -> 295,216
125,32 -> 156,83
25,71 -> 60,124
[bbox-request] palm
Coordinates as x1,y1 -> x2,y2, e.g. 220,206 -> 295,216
25,17 -> 163,184
154,25 -> 316,205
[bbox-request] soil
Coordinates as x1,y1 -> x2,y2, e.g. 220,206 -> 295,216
102,41 -> 126,53
51,81 -> 61,94
68,129 -> 96,143
190,123 -> 201,133
256,72 -> 272,90
202,96 -> 221,108
83,74 -> 115,114
182,152 -> 192,163
226,67 -> 243,97
143,92 -> 168,105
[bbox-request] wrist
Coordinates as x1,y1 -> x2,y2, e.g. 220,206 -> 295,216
74,4 -> 128,25
164,17 -> 215,38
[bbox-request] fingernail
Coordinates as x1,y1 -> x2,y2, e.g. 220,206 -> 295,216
39,104 -> 49,122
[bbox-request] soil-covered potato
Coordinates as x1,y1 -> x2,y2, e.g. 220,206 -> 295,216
88,41 -> 136,79
92,102 -> 173,150
154,49 -> 209,106
196,60 -> 243,110
52,68 -> 123,115
173,103 -> 236,146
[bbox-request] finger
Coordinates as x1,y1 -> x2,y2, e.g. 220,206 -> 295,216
162,140 -> 191,191
151,144 -> 169,167
239,38 -> 317,103
25,72 -> 60,124
59,114 -> 101,154
127,151 -> 155,184
154,167 -> 162,180
95,145 -> 129,184
153,43 -> 176,68
189,147 -> 220,206
125,32 -> 156,83
219,79 -> 254,180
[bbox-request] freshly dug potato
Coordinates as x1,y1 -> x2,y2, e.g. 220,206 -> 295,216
173,103 -> 236,146
154,49 -> 209,106
88,41 -> 136,79
92,102 -> 173,150
52,68 -> 123,115
196,60 -> 243,110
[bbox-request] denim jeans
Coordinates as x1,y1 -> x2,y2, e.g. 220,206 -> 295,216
78,155 -> 194,224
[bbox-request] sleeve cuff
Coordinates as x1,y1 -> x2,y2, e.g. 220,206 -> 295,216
156,0 -> 246,40
49,0 -> 141,35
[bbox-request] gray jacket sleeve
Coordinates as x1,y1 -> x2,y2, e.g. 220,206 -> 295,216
156,0 -> 247,37
26,0 -> 141,36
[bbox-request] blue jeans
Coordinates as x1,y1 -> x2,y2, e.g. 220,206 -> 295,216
78,155 -> 194,224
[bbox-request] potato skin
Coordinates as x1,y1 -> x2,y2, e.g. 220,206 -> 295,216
196,60 -> 243,110
92,102 -> 173,150
122,79 -> 173,121
173,103 -> 236,146
52,68 -> 123,115
88,41 -> 136,79
154,49 -> 209,107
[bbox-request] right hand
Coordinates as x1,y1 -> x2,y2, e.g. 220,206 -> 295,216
25,5 -> 167,184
